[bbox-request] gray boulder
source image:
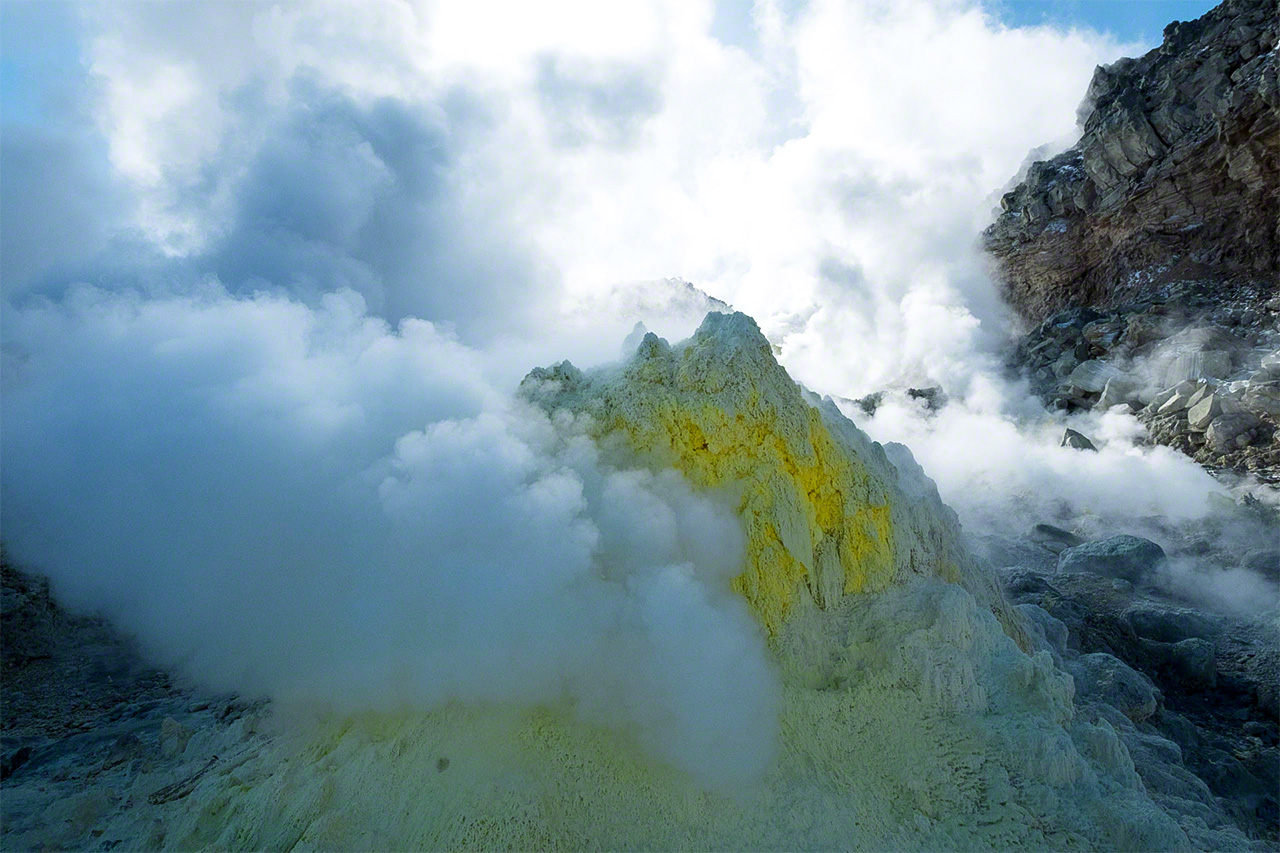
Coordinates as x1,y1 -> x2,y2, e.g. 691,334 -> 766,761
1096,376 -> 1137,410
1145,637 -> 1218,690
1124,604 -> 1222,643
1069,652 -> 1161,722
1067,359 -> 1123,394
1016,603 -> 1070,658
1052,351 -> 1079,379
1169,638 -> 1217,690
1186,393 -> 1222,431
1058,535 -> 1166,584
1241,381 -> 1280,416
1156,379 -> 1202,415
975,535 -> 1058,571
1030,523 -> 1085,553
1061,428 -> 1097,451
1161,350 -> 1233,386
1261,350 -> 1280,377
1184,382 -> 1215,410
1205,412 -> 1262,452
1147,384 -> 1180,411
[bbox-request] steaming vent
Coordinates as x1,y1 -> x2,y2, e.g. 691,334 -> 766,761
3,309 -> 1204,849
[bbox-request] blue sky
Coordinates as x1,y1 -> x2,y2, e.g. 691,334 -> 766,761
992,0 -> 1221,44
0,2 -> 82,125
704,0 -> 1223,58
2,1 -> 1222,129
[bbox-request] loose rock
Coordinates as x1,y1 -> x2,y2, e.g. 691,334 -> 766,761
1061,428 -> 1098,451
1058,535 -> 1166,584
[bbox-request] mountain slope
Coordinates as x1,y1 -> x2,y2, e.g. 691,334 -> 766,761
7,312 -> 1251,850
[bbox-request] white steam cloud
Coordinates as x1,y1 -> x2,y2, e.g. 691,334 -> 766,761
1,285 -> 775,791
3,0 -> 1267,794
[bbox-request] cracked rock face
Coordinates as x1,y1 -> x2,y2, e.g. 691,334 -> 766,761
984,0 -> 1279,322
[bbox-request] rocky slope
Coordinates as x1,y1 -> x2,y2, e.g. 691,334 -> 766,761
973,527 -> 1279,845
519,312 -> 1021,644
1,556 -> 268,850
984,0 -> 1278,322
1010,294 -> 1280,482
976,6 -> 1280,839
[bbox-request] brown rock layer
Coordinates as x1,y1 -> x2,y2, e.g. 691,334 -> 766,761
984,0 -> 1280,322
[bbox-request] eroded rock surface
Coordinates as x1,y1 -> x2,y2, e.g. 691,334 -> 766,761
984,0 -> 1279,322
1,557 -> 267,851
1009,293 -> 1280,482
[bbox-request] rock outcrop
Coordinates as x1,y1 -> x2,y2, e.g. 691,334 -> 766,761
1,555 -> 266,849
1009,289 -> 1280,482
995,556 -> 1279,844
984,0 -> 1279,322
991,0 -> 1280,481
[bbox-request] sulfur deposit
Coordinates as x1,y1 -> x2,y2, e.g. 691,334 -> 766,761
3,313 -> 1235,850
522,311 -> 1023,646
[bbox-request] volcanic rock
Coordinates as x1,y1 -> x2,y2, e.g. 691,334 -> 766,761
1061,428 -> 1098,451
1206,411 -> 1263,451
1069,652 -> 1161,722
1187,393 -> 1223,430
984,0 -> 1280,322
1058,535 -> 1167,584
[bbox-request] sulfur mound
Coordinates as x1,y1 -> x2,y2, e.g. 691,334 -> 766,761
16,312 -> 1230,850
521,311 -> 1025,646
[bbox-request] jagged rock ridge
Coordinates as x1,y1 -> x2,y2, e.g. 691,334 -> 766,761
521,311 -> 1022,644
984,0 -> 1279,322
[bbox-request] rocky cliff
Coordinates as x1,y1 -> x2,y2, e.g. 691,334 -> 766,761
984,0 -> 1279,322
990,0 -> 1280,484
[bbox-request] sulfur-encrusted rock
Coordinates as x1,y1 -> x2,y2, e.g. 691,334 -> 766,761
522,312 -> 1022,641
3,313 -> 1250,852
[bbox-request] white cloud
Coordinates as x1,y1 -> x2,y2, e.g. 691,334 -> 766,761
68,0 -> 1133,366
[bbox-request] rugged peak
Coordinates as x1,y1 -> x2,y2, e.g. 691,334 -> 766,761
986,0 -> 1279,323
691,308 -> 765,343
